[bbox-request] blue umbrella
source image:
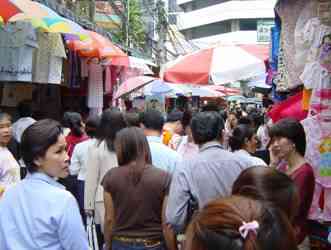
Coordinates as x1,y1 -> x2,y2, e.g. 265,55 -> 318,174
150,79 -> 173,95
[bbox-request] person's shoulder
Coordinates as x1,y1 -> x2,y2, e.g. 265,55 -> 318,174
152,141 -> 180,157
147,165 -> 172,183
301,162 -> 315,175
75,138 -> 94,149
149,165 -> 170,176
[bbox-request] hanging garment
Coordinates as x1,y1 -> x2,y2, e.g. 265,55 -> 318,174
268,91 -> 308,122
0,22 -> 38,82
275,0 -> 317,89
294,1 -> 319,75
68,50 -> 81,88
302,116 -> 331,221
87,62 -> 104,109
274,34 -> 290,92
301,62 -> 331,118
297,17 -> 331,73
104,66 -> 112,94
32,32 -> 67,84
302,88 -> 313,111
319,34 -> 331,73
81,58 -> 89,78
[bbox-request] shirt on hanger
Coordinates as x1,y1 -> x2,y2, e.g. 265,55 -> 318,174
87,62 -> 104,108
32,32 -> 67,84
0,22 -> 38,82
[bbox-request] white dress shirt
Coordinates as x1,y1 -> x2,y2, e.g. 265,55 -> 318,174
70,138 -> 96,180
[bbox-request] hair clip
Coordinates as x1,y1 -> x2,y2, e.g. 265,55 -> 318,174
239,221 -> 259,239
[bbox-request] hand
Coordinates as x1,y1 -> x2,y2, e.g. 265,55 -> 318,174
85,209 -> 94,217
269,145 -> 281,167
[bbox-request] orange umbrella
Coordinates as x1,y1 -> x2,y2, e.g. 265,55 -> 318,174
68,31 -> 128,66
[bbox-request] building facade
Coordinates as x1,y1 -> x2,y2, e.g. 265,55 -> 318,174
177,0 -> 277,47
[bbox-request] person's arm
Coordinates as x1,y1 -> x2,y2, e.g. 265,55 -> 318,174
162,195 -> 178,250
166,166 -> 191,233
58,195 -> 89,250
84,147 -> 100,214
104,191 -> 114,250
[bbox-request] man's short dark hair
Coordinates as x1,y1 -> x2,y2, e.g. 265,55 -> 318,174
21,119 -> 63,173
167,111 -> 183,122
140,110 -> 165,132
191,112 -> 224,145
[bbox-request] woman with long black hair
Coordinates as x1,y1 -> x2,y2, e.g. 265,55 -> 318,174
102,127 -> 177,250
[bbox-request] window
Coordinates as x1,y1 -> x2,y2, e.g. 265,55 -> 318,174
239,19 -> 258,31
181,20 -> 232,40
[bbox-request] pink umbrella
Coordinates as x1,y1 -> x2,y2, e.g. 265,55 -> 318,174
115,76 -> 156,99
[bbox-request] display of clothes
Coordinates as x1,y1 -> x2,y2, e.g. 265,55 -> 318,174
275,0 -> 316,90
87,61 -> 104,110
32,32 -> 66,84
274,35 -> 289,92
67,50 -> 81,88
301,115 -> 331,221
298,17 -> 331,119
0,22 -> 38,82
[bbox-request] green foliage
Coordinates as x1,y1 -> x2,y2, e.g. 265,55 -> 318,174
117,0 -> 146,48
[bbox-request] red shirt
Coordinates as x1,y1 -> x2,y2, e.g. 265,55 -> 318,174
290,163 -> 315,244
65,133 -> 89,159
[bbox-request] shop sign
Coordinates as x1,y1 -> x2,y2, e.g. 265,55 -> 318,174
257,20 -> 274,43
145,95 -> 165,113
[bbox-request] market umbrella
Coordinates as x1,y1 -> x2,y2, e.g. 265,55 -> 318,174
204,85 -> 241,96
0,0 -> 58,23
115,76 -> 156,99
0,1 -> 88,39
143,81 -> 224,98
68,31 -> 128,65
162,44 -> 268,85
42,17 -> 89,40
226,95 -> 247,102
128,56 -> 154,75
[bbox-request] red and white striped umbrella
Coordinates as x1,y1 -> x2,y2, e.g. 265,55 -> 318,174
161,44 -> 268,85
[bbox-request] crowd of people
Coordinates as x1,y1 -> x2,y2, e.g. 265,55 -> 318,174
0,102 -> 316,250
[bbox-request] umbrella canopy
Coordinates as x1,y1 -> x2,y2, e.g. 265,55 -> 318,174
115,76 -> 156,99
226,95 -> 247,102
0,1 -> 88,40
68,31 -> 128,64
42,17 -> 88,40
144,81 -> 225,98
0,0 -> 58,23
128,56 -> 154,75
162,44 -> 268,85
204,85 -> 241,96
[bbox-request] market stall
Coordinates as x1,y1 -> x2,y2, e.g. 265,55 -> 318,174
268,0 -> 331,247
0,0 -> 153,119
